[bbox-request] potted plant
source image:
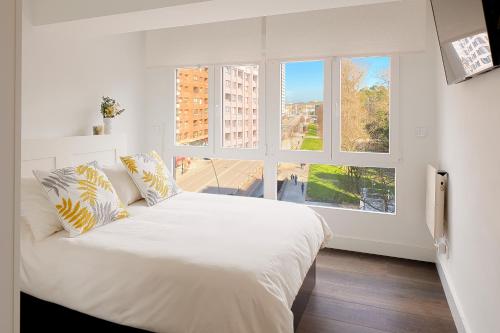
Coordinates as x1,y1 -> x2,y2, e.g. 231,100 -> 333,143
100,96 -> 125,134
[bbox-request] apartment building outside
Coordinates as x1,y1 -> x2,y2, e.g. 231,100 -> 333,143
281,101 -> 323,149
222,65 -> 259,148
281,64 -> 286,116
452,32 -> 493,76
176,67 -> 209,146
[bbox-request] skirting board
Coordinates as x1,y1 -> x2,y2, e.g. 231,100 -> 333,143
325,235 -> 436,262
436,257 -> 469,333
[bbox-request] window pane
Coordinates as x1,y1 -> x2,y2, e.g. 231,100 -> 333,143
175,157 -> 263,197
175,67 -> 209,146
341,57 -> 390,153
277,163 -> 395,213
280,61 -> 324,151
222,65 -> 259,149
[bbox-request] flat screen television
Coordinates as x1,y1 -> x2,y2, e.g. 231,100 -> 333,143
431,0 -> 500,84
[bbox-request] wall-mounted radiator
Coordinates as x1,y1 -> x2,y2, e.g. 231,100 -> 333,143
426,165 -> 448,251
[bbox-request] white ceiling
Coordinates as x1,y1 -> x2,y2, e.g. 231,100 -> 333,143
28,0 -> 400,35
30,0 -> 210,25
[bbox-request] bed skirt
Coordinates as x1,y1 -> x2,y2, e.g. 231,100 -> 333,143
21,259 -> 316,332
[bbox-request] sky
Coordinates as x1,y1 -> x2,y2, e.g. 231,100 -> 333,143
284,60 -> 324,103
284,57 -> 390,103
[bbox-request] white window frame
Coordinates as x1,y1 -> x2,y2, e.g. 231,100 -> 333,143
168,65 -> 214,159
166,55 -> 400,214
267,58 -> 333,165
331,55 -> 400,168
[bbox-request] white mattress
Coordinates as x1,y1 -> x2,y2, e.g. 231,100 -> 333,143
21,192 -> 332,333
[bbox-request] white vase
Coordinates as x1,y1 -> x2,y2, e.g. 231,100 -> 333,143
103,118 -> 113,134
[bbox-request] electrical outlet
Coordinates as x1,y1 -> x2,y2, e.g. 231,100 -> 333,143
415,126 -> 427,137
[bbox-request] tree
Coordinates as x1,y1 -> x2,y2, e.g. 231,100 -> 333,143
340,60 -> 393,212
341,59 -> 370,151
341,61 -> 389,153
344,166 -> 394,213
360,84 -> 389,153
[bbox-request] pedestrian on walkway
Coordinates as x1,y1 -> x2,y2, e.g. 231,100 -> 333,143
301,182 -> 305,194
295,175 -> 298,185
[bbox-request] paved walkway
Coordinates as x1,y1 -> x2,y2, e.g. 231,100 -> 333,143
280,179 -> 307,203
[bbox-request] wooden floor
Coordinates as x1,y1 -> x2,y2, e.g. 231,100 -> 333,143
296,249 -> 457,333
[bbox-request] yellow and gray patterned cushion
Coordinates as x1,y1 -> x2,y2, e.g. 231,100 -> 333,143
120,151 -> 179,206
33,161 -> 129,237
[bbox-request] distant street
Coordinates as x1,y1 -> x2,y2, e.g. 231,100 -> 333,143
280,116 -> 305,150
277,163 -> 310,203
176,159 -> 263,196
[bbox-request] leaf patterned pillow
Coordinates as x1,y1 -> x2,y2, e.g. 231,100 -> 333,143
33,161 -> 129,237
120,151 -> 179,206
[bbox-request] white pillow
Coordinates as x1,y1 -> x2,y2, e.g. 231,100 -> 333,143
102,164 -> 142,206
33,161 -> 129,237
21,177 -> 62,241
120,151 -> 179,206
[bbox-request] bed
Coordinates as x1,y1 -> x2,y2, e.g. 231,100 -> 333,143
20,135 -> 333,333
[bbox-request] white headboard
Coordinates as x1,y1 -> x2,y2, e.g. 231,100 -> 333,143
21,134 -> 127,178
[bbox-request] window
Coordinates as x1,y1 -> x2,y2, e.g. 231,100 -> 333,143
175,157 -> 263,197
277,163 -> 395,213
341,57 -> 390,153
280,60 -> 324,151
222,64 -> 259,149
175,67 -> 209,147
169,56 -> 397,215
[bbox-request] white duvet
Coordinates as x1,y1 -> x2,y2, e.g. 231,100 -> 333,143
21,192 -> 332,333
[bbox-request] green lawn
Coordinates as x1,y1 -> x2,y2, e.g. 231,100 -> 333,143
300,123 -> 322,151
307,123 -> 318,136
298,122 -> 394,208
301,137 -> 323,151
306,164 -> 395,207
306,164 -> 359,205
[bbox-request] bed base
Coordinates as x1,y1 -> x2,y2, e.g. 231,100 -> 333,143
291,258 -> 316,330
21,260 -> 316,332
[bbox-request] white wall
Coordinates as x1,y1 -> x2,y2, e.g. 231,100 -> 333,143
146,0 -> 426,66
432,8 -> 500,333
27,0 -> 397,36
22,11 -> 147,154
0,0 -> 18,331
144,2 -> 438,261
318,23 -> 438,261
146,18 -> 263,67
266,0 -> 426,59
